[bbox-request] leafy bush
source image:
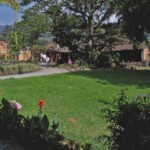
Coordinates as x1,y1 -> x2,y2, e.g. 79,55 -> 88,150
104,90 -> 150,150
74,59 -> 89,67
0,99 -> 84,150
31,45 -> 46,54
97,52 -> 120,68
0,54 -> 5,60
0,63 -> 40,76
18,63 -> 39,74
0,64 -> 18,75
0,99 -> 81,150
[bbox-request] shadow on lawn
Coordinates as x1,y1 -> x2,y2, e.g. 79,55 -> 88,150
97,99 -> 113,106
70,69 -> 150,89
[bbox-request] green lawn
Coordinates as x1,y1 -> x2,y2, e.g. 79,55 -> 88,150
0,69 -> 150,149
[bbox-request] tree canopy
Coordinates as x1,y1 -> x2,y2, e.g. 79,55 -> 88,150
16,5 -> 52,46
20,0 -> 150,61
21,0 -> 119,62
116,0 -> 150,42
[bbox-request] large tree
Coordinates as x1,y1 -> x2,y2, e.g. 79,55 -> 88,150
21,0 -> 118,62
63,0 -> 116,46
17,5 -> 52,46
116,0 -> 150,42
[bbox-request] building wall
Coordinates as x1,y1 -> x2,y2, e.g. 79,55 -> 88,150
0,41 -> 8,54
18,50 -> 31,61
0,51 -> 32,61
141,47 -> 150,62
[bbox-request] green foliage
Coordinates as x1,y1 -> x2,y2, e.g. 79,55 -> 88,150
97,52 -> 120,67
0,98 -> 70,150
17,6 -> 52,46
31,45 -> 46,53
74,59 -> 89,67
51,12 -> 82,47
104,89 -> 150,150
116,0 -> 150,42
21,113 -> 61,149
0,25 -> 12,42
18,63 -> 40,74
0,98 -> 24,138
21,0 -> 119,63
9,31 -> 24,51
0,63 -> 40,76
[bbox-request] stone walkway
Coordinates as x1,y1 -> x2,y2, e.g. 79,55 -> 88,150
0,66 -> 70,80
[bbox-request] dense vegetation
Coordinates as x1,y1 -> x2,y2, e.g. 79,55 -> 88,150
105,89 -> 150,150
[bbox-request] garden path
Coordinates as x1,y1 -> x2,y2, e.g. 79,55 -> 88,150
0,65 -> 69,80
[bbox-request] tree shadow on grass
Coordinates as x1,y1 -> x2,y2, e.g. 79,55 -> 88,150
97,99 -> 113,106
70,69 -> 150,89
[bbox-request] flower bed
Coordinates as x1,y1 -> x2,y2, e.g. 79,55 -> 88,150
0,98 -> 82,150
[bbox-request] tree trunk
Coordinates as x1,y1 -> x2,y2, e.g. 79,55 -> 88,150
88,16 -> 94,48
88,0 -> 94,48
14,8 -> 19,51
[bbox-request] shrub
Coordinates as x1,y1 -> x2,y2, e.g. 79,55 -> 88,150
0,54 -> 5,60
104,90 -> 150,150
0,98 -> 81,150
74,59 -> 89,67
97,52 -> 120,68
4,65 -> 19,75
0,63 -> 40,76
0,65 -> 18,75
18,63 -> 39,74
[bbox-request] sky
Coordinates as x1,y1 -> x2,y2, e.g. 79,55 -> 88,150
0,3 -> 32,25
0,5 -> 21,25
0,3 -> 117,25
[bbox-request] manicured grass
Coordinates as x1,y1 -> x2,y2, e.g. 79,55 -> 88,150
0,69 -> 150,149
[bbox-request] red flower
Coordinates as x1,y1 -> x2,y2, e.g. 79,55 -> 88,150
38,100 -> 45,108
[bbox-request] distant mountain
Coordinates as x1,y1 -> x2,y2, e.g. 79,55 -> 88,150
0,25 -> 13,34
